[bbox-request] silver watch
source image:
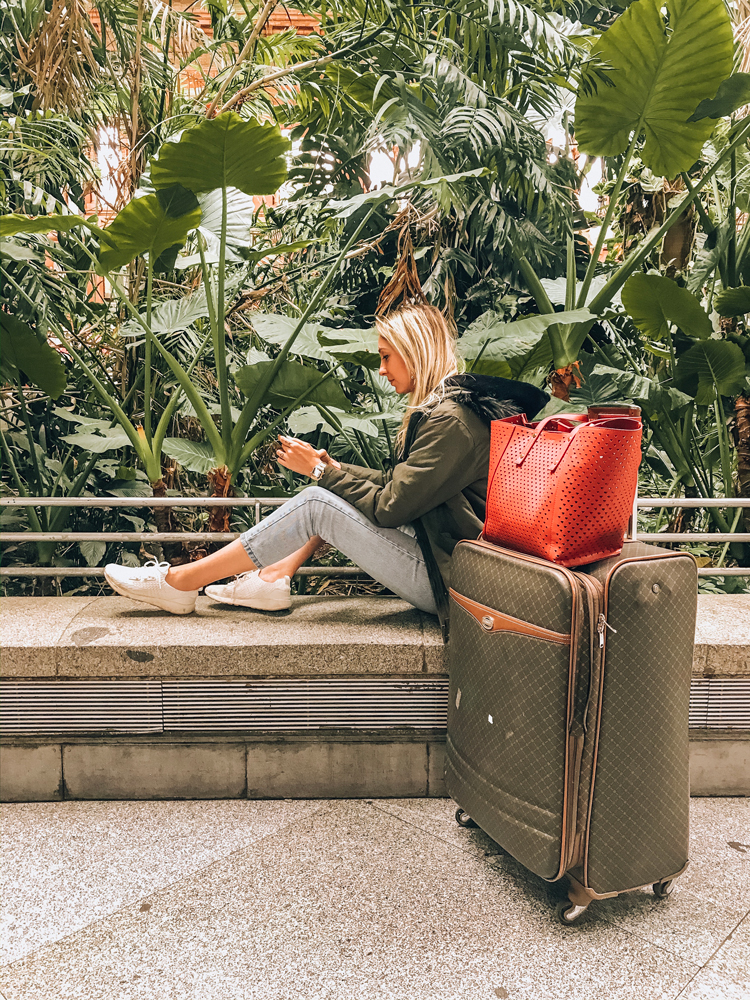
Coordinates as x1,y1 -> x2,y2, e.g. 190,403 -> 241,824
310,460 -> 326,480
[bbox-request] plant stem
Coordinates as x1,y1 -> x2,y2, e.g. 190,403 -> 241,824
152,326 -> 214,456
716,506 -> 743,567
578,132 -> 638,308
566,233 -> 576,310
216,185 -> 232,451
728,137 -> 737,288
714,394 -> 734,498
16,383 -> 44,500
316,405 -> 370,468
144,256 -> 153,441
680,172 -> 714,235
516,255 -> 555,313
469,340 -> 491,372
198,238 -> 218,334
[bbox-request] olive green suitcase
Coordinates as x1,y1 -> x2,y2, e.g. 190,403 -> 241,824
446,538 -> 697,923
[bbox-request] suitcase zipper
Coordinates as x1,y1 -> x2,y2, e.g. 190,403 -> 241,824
564,572 -> 604,871
597,613 -> 617,647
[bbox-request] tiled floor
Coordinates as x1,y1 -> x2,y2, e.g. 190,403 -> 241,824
1,798 -> 748,1000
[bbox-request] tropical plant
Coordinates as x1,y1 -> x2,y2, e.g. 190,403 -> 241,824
514,0 -> 743,384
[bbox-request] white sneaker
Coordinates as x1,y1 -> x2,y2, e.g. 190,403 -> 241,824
104,560 -> 198,615
204,570 -> 291,611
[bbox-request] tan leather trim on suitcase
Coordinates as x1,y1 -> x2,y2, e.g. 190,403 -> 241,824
449,588 -> 572,645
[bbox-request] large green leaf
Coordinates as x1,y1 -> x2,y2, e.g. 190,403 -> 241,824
287,405 -> 387,439
150,113 -> 289,196
53,407 -> 118,431
569,362 -> 693,415
251,313 -> 335,363
98,185 -> 201,271
162,438 -> 217,474
61,426 -> 132,453
674,340 -> 746,403
234,360 -> 350,410
575,0 -> 734,178
0,213 -> 86,237
198,186 -> 256,246
621,274 -> 713,341
689,73 -> 750,121
0,239 -> 41,262
457,308 -> 595,378
714,286 -> 750,317
1,314 -> 67,398
318,327 -> 381,369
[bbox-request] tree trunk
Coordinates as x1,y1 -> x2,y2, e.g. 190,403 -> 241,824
207,465 -> 234,534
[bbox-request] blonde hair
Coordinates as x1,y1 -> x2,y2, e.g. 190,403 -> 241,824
376,303 -> 462,453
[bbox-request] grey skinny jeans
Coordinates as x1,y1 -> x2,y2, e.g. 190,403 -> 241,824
239,485 -> 438,615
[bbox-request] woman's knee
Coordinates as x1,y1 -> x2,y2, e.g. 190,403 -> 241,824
294,484 -> 358,540
298,485 -> 330,505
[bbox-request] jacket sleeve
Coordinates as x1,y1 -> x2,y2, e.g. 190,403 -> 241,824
319,410 -> 480,527
336,462 -> 386,486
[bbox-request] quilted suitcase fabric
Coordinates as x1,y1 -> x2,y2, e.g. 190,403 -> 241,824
446,543 -> 587,880
580,543 -> 696,895
446,538 -> 696,905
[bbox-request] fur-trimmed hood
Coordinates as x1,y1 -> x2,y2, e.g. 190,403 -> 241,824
424,373 -> 548,425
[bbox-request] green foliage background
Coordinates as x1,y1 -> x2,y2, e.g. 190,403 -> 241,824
1,0 -> 750,594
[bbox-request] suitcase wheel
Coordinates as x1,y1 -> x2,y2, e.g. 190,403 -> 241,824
653,880 -> 674,899
556,900 -> 588,926
454,808 -> 478,829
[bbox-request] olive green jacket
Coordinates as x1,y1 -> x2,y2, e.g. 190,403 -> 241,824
319,375 -> 548,618
319,398 -> 491,593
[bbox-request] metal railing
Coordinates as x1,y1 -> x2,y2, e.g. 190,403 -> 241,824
1,496 -> 749,579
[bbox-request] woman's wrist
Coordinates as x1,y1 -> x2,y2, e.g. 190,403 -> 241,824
309,458 -> 327,480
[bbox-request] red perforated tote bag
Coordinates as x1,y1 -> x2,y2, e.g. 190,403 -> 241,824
483,407 -> 642,567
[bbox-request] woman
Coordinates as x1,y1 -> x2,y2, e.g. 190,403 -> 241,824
105,304 -> 547,631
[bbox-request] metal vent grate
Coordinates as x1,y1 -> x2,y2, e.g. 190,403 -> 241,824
689,678 -> 750,730
1,677 -> 748,734
162,678 -> 449,730
1,680 -> 163,734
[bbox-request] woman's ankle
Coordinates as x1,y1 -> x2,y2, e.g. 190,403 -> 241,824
165,568 -> 197,592
258,566 -> 291,583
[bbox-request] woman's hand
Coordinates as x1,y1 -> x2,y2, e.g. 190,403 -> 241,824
315,448 -> 341,470
276,436 -> 341,476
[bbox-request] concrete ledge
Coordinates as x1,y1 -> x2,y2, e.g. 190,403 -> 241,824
691,595 -> 750,677
62,743 -> 247,800
689,730 -> 750,796
1,594 -> 747,678
1,595 -> 748,801
1,731 -> 448,801
0,596 -> 443,677
0,744 -> 63,802
2,730 -> 744,800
